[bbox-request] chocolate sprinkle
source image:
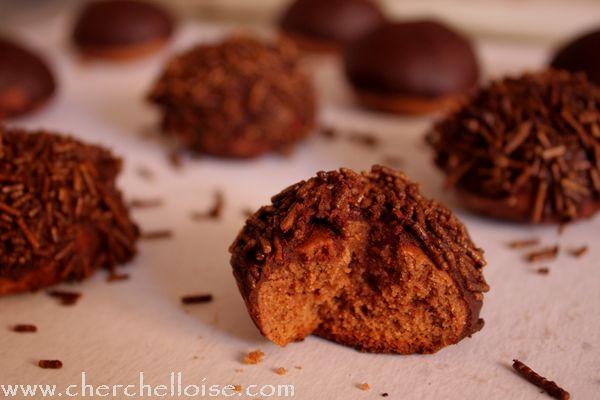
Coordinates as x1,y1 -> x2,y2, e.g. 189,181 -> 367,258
536,267 -> 550,275
38,360 -> 62,369
48,290 -> 81,306
181,294 -> 213,305
428,70 -> 600,223
507,238 -> 540,249
568,245 -> 588,258
190,191 -> 224,221
512,359 -> 570,399
12,324 -> 37,333
129,198 -> 163,209
106,272 -> 130,282
525,246 -> 560,263
141,229 -> 173,240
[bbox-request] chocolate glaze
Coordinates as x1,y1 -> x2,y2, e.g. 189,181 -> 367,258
344,21 -> 479,98
279,0 -> 385,48
551,28 -> 600,85
73,0 -> 174,49
0,38 -> 55,119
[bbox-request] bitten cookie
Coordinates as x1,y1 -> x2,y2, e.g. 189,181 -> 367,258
230,166 -> 488,354
0,127 -> 138,295
0,37 -> 55,119
428,70 -> 600,223
148,35 -> 316,158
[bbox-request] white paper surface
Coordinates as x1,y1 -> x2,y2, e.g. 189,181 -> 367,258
0,14 -> 598,400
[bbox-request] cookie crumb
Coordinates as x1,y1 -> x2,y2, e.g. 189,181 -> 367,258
233,384 -> 242,393
568,245 -> 588,258
512,359 -> 570,400
141,229 -> 173,240
38,360 -> 62,369
12,324 -> 37,333
47,290 -> 81,306
234,368 -> 243,373
275,367 -> 287,376
181,294 -> 213,305
243,349 -> 265,365
357,382 -> 370,391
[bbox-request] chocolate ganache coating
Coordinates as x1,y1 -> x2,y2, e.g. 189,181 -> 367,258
344,21 -> 480,98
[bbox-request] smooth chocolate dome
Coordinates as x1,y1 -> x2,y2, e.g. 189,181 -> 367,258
551,28 -> 600,85
280,0 -> 385,47
344,21 -> 480,98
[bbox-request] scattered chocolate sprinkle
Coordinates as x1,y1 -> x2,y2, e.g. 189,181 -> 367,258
181,294 -> 213,305
243,349 -> 265,365
536,267 -> 550,275
348,132 -> 379,148
320,126 -> 338,140
512,359 -> 570,399
568,245 -> 588,258
12,324 -> 37,333
428,70 -> 600,223
135,166 -> 155,181
190,191 -> 224,221
106,272 -> 130,282
294,365 -> 303,370
275,367 -> 287,376
38,360 -> 62,369
357,383 -> 370,391
381,393 -> 389,397
47,290 -> 81,306
168,149 -> 182,169
129,198 -> 163,209
525,246 -> 560,263
141,229 -> 173,240
507,238 -> 540,249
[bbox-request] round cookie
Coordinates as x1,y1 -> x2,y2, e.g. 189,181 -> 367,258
72,0 -> 174,61
551,28 -> 600,85
343,21 -> 480,115
148,35 -> 316,158
230,166 -> 488,354
427,70 -> 600,224
0,38 -> 55,119
0,127 -> 139,296
279,0 -> 385,53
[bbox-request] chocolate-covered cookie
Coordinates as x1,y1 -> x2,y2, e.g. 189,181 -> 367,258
72,0 -> 174,61
428,70 -> 600,224
279,0 -> 385,52
344,21 -> 480,114
148,36 -> 316,158
0,38 -> 55,119
230,166 -> 488,354
551,28 -> 600,85
0,127 -> 138,296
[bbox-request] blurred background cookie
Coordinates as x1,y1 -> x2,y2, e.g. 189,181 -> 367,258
343,21 -> 480,115
278,0 -> 385,53
148,35 -> 316,158
551,27 -> 600,85
72,0 -> 175,61
0,37 -> 55,119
